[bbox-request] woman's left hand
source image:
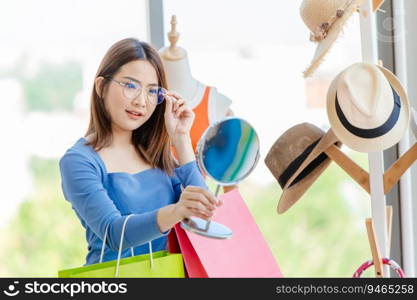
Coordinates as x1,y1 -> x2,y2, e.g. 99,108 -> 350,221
164,91 -> 195,139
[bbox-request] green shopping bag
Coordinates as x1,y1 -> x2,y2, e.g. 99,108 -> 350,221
58,215 -> 185,278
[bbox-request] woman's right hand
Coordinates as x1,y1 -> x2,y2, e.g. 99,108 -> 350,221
173,186 -> 222,221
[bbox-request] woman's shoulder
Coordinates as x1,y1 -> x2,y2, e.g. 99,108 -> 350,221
59,137 -> 102,171
172,160 -> 200,177
61,137 -> 90,156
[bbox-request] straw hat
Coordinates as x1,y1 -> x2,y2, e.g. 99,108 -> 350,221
300,0 -> 365,77
327,62 -> 410,152
265,123 -> 341,214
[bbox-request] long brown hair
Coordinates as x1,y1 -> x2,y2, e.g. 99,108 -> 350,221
85,38 -> 177,175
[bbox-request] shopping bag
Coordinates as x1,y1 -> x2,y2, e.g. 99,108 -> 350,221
167,227 -> 181,254
58,214 -> 185,278
174,223 -> 208,277
58,250 -> 184,278
179,188 -> 283,277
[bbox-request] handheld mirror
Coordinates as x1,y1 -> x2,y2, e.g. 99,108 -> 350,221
180,117 -> 260,239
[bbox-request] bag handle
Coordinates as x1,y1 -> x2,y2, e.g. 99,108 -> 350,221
99,215 -> 154,277
99,220 -> 134,263
353,258 -> 406,278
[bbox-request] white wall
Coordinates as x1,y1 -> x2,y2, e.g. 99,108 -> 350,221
403,0 -> 417,276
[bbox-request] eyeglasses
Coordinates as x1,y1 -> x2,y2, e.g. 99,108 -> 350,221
105,76 -> 167,105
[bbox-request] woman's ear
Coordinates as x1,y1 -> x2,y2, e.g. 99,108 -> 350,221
95,76 -> 105,98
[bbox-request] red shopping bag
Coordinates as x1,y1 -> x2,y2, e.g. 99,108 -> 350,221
174,224 -> 208,277
168,224 -> 207,277
176,189 -> 283,278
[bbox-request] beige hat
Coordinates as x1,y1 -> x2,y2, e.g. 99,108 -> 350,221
327,62 -> 410,153
300,0 -> 365,77
265,123 -> 341,214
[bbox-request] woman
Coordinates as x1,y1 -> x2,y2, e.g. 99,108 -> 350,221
59,38 -> 221,266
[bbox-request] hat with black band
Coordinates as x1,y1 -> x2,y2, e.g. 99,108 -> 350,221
327,62 -> 410,153
265,123 -> 341,214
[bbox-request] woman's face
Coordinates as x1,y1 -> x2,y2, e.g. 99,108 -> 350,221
99,60 -> 160,132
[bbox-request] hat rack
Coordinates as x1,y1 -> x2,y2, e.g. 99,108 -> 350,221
322,117 -> 417,277
323,127 -> 417,197
267,0 -> 408,277
324,143 -> 370,193
322,134 -> 409,277
357,0 -> 390,277
384,141 -> 417,194
365,206 -> 392,277
323,139 -> 407,277
366,218 -> 383,277
319,0 -> 412,277
322,110 -> 417,277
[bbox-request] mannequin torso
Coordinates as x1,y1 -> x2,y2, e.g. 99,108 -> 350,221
160,47 -> 232,123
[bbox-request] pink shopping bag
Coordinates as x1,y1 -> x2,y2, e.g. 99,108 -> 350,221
182,188 -> 283,277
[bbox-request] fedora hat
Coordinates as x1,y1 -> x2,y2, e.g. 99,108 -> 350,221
327,62 -> 410,153
265,123 -> 341,214
300,0 -> 365,77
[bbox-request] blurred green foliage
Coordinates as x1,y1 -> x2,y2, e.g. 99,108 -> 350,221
0,152 -> 377,277
0,156 -> 85,277
0,57 -> 82,112
240,152 -> 372,277
23,61 -> 83,112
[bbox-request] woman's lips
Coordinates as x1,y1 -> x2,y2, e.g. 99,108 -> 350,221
126,110 -> 143,120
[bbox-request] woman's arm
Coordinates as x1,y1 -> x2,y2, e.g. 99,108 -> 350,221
157,186 -> 220,233
157,160 -> 220,233
158,91 -> 220,232
59,150 -> 171,252
156,204 -> 181,233
172,134 -> 195,166
164,92 -> 196,166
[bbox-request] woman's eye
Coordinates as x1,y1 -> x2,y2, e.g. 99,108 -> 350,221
148,88 -> 158,95
126,82 -> 137,89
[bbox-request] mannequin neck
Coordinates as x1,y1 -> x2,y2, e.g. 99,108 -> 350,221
162,56 -> 202,103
